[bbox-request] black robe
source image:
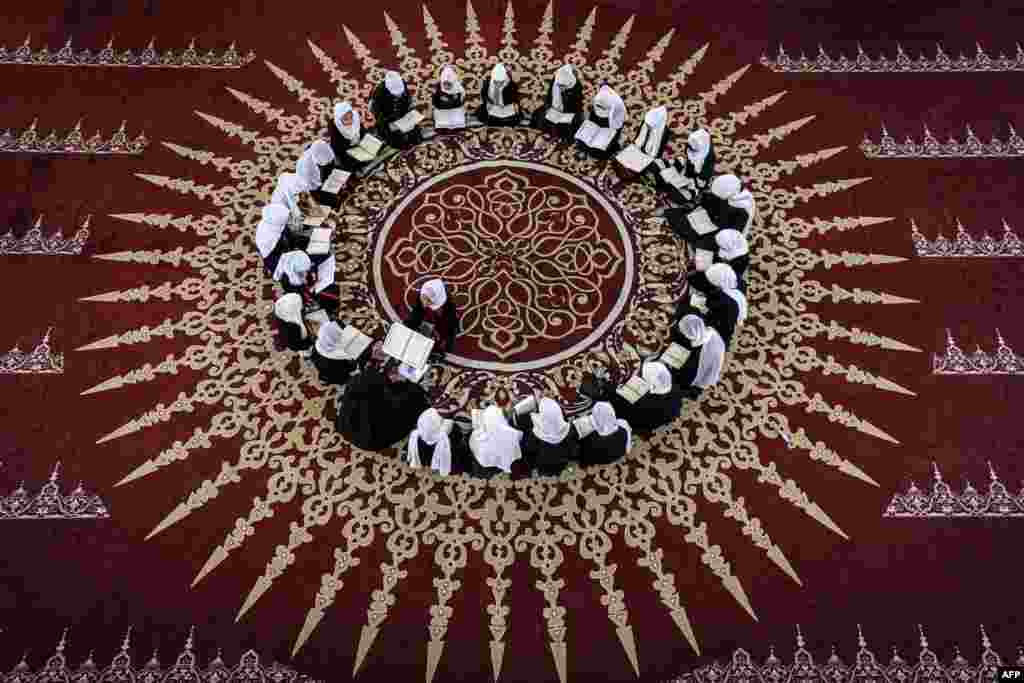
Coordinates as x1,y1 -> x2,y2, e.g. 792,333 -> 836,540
604,383 -> 685,434
310,349 -> 359,387
667,191 -> 749,251
576,110 -> 622,160
335,367 -> 430,451
433,89 -> 465,111
308,158 -> 343,209
404,299 -> 459,355
531,78 -> 584,141
475,77 -> 522,126
326,119 -> 368,173
277,320 -> 312,352
657,146 -> 717,204
578,428 -> 629,467
519,429 -> 580,476
370,83 -> 422,149
411,429 -> 475,474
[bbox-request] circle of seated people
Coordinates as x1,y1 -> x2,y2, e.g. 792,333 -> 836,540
254,62 -> 756,480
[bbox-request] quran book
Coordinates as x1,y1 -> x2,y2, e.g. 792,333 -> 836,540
660,342 -> 692,370
346,134 -> 384,162
616,144 -> 654,173
574,121 -> 599,145
573,415 -> 595,439
513,395 -> 538,416
307,227 -> 333,256
616,376 -> 651,404
337,325 -> 373,360
689,290 -> 708,313
545,109 -> 575,124
487,103 -> 518,119
304,308 -> 330,325
382,322 -> 435,369
398,361 -> 429,383
321,169 -> 351,194
686,207 -> 718,236
434,107 -> 466,129
391,110 -> 424,133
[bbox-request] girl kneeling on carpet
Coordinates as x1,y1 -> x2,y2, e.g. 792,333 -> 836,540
404,279 -> 459,359
685,263 -> 747,348
311,320 -> 373,387
273,293 -> 312,352
600,361 -> 685,435
468,405 -> 523,477
513,397 -> 580,477
667,314 -> 726,396
578,401 -> 632,467
406,407 -> 474,476
273,250 -> 341,316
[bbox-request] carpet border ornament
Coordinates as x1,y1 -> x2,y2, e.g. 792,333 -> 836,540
0,462 -> 110,520
910,218 -> 1024,258
0,328 -> 63,374
762,42 -> 1024,73
933,329 -> 1024,375
0,215 -> 90,256
884,462 -> 1024,518
860,123 -> 1024,158
0,119 -> 148,155
0,35 -> 254,69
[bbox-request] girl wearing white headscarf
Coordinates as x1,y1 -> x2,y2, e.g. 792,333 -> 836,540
404,278 -> 459,355
708,174 -> 755,235
578,401 -> 632,467
477,63 -> 521,126
273,250 -> 312,294
309,320 -> 366,386
271,173 -> 305,225
533,64 -> 584,141
617,105 -> 670,174
668,314 -> 726,390
517,397 -> 579,476
469,405 -> 523,474
576,85 -> 627,159
372,70 -> 422,149
273,292 -> 311,351
603,360 -> 683,433
433,65 -> 467,131
327,101 -> 368,170
407,408 -> 457,476
255,204 -> 292,275
701,262 -> 748,347
295,140 -> 336,195
657,128 -> 716,204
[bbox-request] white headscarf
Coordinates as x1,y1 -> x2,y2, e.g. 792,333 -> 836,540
642,361 -> 673,395
315,321 -> 347,360
420,279 -> 447,310
470,405 -> 523,473
489,63 -> 509,107
638,106 -> 668,157
271,173 -> 304,213
274,293 -> 306,338
686,129 -> 711,172
255,204 -> 291,258
439,65 -> 464,95
384,71 -> 406,97
530,397 -> 571,445
711,174 -> 755,233
295,141 -> 334,191
593,85 -> 626,130
715,229 -> 749,261
551,64 -> 576,112
677,315 -> 725,388
273,250 -> 312,287
333,101 -> 361,142
706,263 -> 748,324
407,408 -> 452,476
591,401 -> 632,452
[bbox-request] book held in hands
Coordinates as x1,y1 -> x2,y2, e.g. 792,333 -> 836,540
686,207 -> 718,236
434,107 -> 466,130
321,169 -> 351,194
390,110 -> 424,133
487,103 -> 518,119
616,376 -> 651,404
659,342 -> 692,370
382,322 -> 435,370
573,415 -> 595,439
346,134 -> 384,163
307,227 -> 333,256
545,109 -> 575,125
329,325 -> 374,360
616,144 -> 655,173
513,395 -> 538,416
574,121 -> 615,150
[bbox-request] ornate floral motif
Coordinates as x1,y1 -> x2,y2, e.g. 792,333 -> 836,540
933,329 -> 1024,375
1,627 -> 322,682
762,42 -> 1024,72
884,463 -> 1024,518
0,35 -> 254,68
860,122 -> 1024,158
663,624 -> 1024,683
0,215 -> 90,255
910,218 -> 1024,258
0,462 -> 109,520
0,119 -> 148,155
77,4 -> 920,682
0,328 -> 63,374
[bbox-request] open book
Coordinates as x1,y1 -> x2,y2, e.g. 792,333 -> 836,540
398,361 -> 429,383
487,103 -> 518,119
382,322 -> 434,370
390,110 -> 424,133
321,168 -> 351,194
616,144 -> 655,173
575,121 -> 616,150
545,108 -> 575,125
434,107 -> 466,129
346,134 -> 384,163
616,376 -> 651,404
573,415 -> 595,439
304,308 -> 330,325
330,325 -> 374,360
302,201 -> 332,228
307,227 -> 333,256
660,342 -> 692,370
513,395 -> 538,416
686,207 -> 718,236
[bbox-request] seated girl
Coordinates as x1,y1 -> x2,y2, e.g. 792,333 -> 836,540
532,64 -> 584,142
311,320 -> 372,387
476,63 -> 521,127
371,71 -> 423,149
574,85 -> 626,160
406,407 -> 474,476
432,65 -> 467,131
273,250 -> 341,316
578,401 -> 632,467
656,128 -> 716,205
615,105 -> 671,176
667,314 -> 726,393
273,293 -> 312,352
403,279 -> 459,358
255,204 -> 293,276
686,263 -> 747,347
604,361 -> 685,434
687,229 -> 749,288
468,405 -> 524,476
514,397 -> 580,477
327,101 -> 373,172
295,140 -> 340,208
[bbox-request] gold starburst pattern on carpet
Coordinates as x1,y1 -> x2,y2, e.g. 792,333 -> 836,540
78,3 -> 918,682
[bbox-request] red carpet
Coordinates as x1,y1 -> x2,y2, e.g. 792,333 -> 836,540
1,1 -> 1023,682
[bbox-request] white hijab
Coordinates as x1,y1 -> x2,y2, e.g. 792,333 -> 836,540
271,173 -> 304,213
407,408 -> 452,476
551,64 -> 576,112
439,65 -> 464,95
715,229 -> 748,261
255,204 -> 291,258
421,279 -> 447,310
530,397 -> 572,445
686,129 -> 711,172
637,106 -> 668,157
333,101 -> 361,142
470,405 -> 523,473
593,85 -> 626,130
384,71 -> 406,97
273,250 -> 312,287
315,321 -> 347,360
274,293 -> 306,338
705,263 -> 748,324
295,141 -> 334,191
677,315 -> 725,388
642,361 -> 673,395
489,63 -> 509,107
711,174 -> 755,233
591,401 -> 632,452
